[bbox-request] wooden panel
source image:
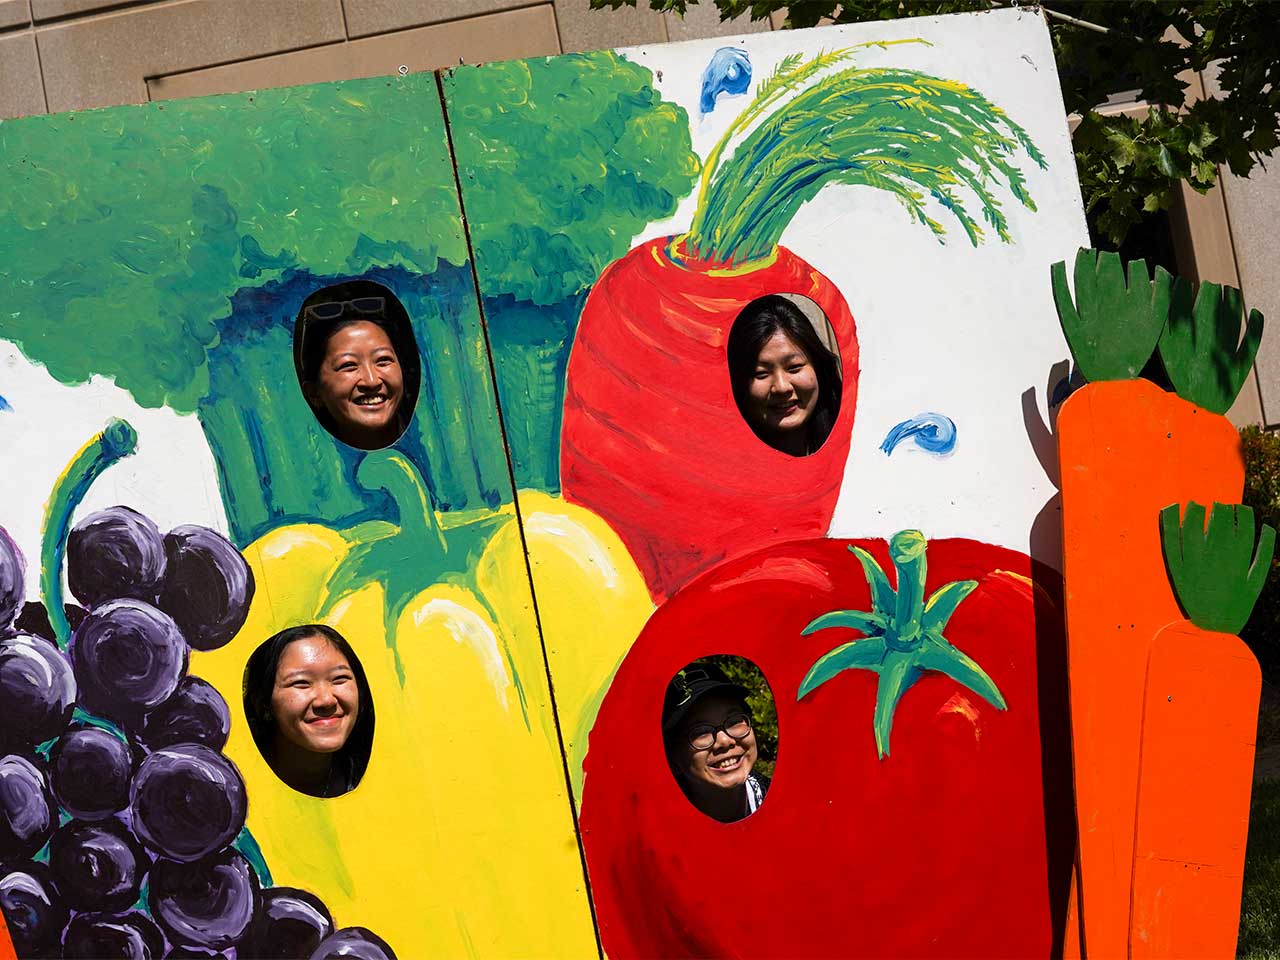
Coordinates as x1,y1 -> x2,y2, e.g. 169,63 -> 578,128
341,0 -> 531,40
0,32 -> 46,120
1130,621 -> 1259,958
0,0 -> 30,31
36,0 -> 346,111
149,5 -> 558,101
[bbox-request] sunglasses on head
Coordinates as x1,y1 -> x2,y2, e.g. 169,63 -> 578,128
302,296 -> 386,324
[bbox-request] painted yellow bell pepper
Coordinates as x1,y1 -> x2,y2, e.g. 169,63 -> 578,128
193,450 -> 650,958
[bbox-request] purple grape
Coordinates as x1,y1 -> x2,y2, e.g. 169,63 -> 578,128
310,928 -> 397,960
0,633 -> 76,747
71,599 -> 188,723
62,910 -> 166,959
156,526 -> 254,652
50,726 -> 134,819
0,526 -> 23,634
13,600 -> 88,644
0,861 -> 67,958
241,887 -> 334,959
0,754 -> 54,860
165,947 -> 227,959
140,678 -> 231,752
130,744 -> 245,862
148,848 -> 258,950
48,817 -> 150,912
67,506 -> 167,608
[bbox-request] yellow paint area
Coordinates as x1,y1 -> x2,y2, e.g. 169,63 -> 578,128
193,502 -> 619,958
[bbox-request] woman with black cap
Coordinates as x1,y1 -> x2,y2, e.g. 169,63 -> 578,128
663,661 -> 768,823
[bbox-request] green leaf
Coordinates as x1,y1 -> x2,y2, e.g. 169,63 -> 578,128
1161,501 -> 1277,635
921,579 -> 978,633
871,651 -> 919,759
1157,276 -> 1264,414
797,636 -> 889,699
849,545 -> 895,616
1051,248 -> 1170,382
918,634 -> 1007,711
801,609 -> 886,637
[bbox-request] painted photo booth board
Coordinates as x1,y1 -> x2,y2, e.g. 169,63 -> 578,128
0,8 -> 1100,960
447,9 -> 1088,957
0,77 -> 595,958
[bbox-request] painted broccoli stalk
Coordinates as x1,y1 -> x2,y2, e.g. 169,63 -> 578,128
1160,501 -> 1276,635
798,531 -> 1007,759
1159,280 -> 1264,415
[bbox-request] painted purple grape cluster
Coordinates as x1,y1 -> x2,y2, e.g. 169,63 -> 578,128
0,517 -> 394,959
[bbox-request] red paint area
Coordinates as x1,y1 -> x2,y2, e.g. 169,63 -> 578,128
579,537 -> 1074,959
560,238 -> 859,602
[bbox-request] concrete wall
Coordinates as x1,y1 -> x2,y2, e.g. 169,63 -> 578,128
0,0 -> 776,117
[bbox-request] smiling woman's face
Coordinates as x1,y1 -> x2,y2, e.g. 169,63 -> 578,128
747,329 -> 819,444
304,320 -> 403,448
270,634 -> 359,756
679,692 -> 757,792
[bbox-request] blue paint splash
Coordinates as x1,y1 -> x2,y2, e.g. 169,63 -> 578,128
881,413 -> 957,457
700,48 -> 751,115
0,394 -> 10,412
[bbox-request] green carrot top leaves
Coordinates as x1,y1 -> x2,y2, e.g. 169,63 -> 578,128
1160,501 -> 1276,636
798,532 -> 1006,760
684,43 -> 1047,267
1158,278 -> 1264,415
1050,247 -> 1265,410
1051,248 -> 1171,383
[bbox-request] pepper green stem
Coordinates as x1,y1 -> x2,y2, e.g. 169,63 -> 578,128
888,530 -> 927,649
39,419 -> 139,649
355,451 -> 449,556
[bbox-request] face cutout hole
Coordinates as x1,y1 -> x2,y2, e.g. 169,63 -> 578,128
294,280 -> 421,451
727,294 -> 843,457
662,656 -> 776,823
243,625 -> 375,798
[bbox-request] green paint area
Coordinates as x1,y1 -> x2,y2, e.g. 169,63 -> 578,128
0,77 -> 514,543
445,52 -> 700,490
1161,501 -> 1276,636
687,45 -> 1047,266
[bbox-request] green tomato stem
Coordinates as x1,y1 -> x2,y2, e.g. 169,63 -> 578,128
39,419 -> 139,649
889,530 -> 927,649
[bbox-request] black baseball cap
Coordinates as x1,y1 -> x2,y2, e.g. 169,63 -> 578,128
662,663 -> 750,733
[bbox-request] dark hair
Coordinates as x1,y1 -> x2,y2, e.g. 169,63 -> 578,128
661,660 -> 751,764
243,624 -> 376,796
727,295 -> 842,455
293,279 -> 420,442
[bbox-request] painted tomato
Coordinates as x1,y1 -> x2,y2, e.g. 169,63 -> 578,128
560,237 -> 858,602
578,534 -> 1074,959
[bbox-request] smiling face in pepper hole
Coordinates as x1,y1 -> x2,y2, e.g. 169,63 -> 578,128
304,321 -> 404,449
270,634 -> 359,756
678,692 -> 758,792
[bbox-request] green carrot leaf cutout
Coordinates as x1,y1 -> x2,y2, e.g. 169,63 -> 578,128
1050,247 -> 1172,383
798,532 -> 1006,760
1160,501 -> 1276,635
1157,279 -> 1264,415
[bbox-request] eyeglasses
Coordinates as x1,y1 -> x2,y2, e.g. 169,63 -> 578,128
302,297 -> 386,324
686,713 -> 752,751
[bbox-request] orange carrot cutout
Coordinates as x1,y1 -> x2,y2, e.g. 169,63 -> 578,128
1052,247 -> 1259,958
1128,503 -> 1274,958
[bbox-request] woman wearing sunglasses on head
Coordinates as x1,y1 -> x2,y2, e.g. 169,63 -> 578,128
295,280 -> 417,450
663,662 -> 768,823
